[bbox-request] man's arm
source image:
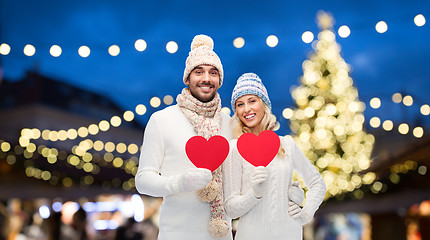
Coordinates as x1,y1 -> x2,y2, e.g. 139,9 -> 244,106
135,113 -> 181,197
135,113 -> 212,197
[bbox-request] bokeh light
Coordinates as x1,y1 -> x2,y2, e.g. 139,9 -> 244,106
23,44 -> 36,56
414,14 -> 426,27
233,37 -> 245,48
375,21 -> 388,33
266,35 -> 279,47
302,31 -> 314,43
50,45 -> 62,57
135,39 -> 147,52
166,41 -> 178,53
78,46 -> 91,58
0,43 -> 11,55
108,45 -> 120,56
338,25 -> 351,38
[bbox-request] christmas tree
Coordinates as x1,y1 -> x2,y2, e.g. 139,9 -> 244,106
288,11 -> 376,200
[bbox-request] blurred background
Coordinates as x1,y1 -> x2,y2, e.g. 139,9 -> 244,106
1,0 -> 429,239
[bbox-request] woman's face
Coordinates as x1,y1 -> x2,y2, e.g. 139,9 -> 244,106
235,94 -> 265,134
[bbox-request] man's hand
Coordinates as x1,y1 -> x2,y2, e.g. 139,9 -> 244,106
179,168 -> 212,192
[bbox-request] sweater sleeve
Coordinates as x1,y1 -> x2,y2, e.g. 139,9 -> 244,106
223,141 -> 260,219
287,136 -> 326,224
135,113 -> 181,197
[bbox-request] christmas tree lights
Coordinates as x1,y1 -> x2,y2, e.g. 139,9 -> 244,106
289,11 -> 376,200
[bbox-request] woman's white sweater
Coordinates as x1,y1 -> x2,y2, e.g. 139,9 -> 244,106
135,105 -> 233,240
223,136 -> 326,240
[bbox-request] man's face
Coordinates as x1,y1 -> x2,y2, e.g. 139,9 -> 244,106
185,65 -> 221,102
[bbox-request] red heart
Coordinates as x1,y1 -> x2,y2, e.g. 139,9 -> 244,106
185,135 -> 229,172
237,130 -> 280,167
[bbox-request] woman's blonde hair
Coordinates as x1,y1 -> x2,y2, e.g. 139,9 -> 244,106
231,98 -> 285,157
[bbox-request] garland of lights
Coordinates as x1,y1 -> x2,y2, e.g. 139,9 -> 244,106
0,13 -> 426,56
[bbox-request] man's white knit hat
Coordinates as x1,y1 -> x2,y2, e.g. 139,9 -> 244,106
231,73 -> 272,112
183,34 -> 224,86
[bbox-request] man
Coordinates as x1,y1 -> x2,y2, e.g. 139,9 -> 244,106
135,34 -> 233,240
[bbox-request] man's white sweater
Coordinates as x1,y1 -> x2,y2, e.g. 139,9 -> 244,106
135,105 -> 233,240
223,136 -> 326,240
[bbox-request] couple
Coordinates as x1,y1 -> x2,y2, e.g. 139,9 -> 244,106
135,34 -> 326,240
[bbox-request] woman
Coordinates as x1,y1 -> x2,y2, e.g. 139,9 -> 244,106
223,73 -> 326,239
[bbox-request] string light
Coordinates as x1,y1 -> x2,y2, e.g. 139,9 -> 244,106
0,96 -> 172,190
50,45 -> 62,57
382,120 -> 394,131
418,166 -> 427,175
78,46 -> 91,58
375,21 -> 388,33
369,117 -> 381,128
221,107 -> 231,116
301,31 -> 314,43
398,123 -> 409,134
266,35 -> 278,47
134,39 -> 147,52
123,111 -> 134,122
365,93 -> 428,137
23,44 -> 36,56
413,127 -> 424,138
166,41 -> 178,54
110,116 -> 122,127
402,95 -> 413,106
150,97 -> 161,108
414,14 -> 426,27
163,95 -> 174,105
0,43 -> 11,55
338,25 -> 351,38
17,95 -> 169,143
421,104 -> 430,115
369,97 -> 381,109
282,108 -> 294,119
0,13 -> 425,57
1,141 -> 11,152
392,93 -> 402,103
233,37 -> 245,48
108,45 -> 120,56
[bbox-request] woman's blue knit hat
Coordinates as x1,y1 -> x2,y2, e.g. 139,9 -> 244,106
231,73 -> 271,112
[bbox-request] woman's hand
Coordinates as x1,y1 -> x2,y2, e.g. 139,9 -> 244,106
250,166 -> 268,198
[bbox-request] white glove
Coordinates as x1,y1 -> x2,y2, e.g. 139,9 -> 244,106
288,201 -> 311,224
250,166 -> 268,198
178,168 -> 212,192
289,181 -> 305,205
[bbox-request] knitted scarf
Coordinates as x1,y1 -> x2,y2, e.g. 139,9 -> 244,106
177,88 -> 229,238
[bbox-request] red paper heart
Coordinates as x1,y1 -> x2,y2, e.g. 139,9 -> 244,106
237,130 -> 280,167
185,135 -> 229,172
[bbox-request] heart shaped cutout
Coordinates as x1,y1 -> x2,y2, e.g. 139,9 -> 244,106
185,135 -> 229,172
237,130 -> 280,167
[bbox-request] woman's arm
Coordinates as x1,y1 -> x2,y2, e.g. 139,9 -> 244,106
223,142 -> 261,219
288,136 -> 326,224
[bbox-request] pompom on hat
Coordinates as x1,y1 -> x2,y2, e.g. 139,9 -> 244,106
183,34 -> 224,86
231,73 -> 272,112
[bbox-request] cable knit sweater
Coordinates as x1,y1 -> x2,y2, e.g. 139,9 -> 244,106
223,136 -> 326,240
135,105 -> 233,240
